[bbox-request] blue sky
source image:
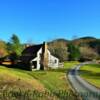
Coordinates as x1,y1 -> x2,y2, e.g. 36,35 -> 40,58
0,0 -> 100,43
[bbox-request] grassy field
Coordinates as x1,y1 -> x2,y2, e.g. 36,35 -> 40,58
79,64 -> 100,88
0,61 -> 79,100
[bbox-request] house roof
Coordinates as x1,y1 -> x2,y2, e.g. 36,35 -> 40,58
21,44 -> 42,63
22,44 -> 42,54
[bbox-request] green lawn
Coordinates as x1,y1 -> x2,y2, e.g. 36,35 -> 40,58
26,61 -> 79,90
0,61 -> 79,100
79,64 -> 100,88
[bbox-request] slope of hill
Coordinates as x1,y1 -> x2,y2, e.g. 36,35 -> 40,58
48,36 -> 99,46
0,62 -> 79,100
48,36 -> 100,54
48,38 -> 69,46
72,36 -> 99,45
0,66 -> 45,91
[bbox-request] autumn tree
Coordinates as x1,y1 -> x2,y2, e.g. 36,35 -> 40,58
79,46 -> 98,61
0,40 -> 8,57
48,41 -> 68,62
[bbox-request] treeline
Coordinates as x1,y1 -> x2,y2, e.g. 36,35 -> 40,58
48,37 -> 100,62
0,34 -> 100,62
0,34 -> 24,61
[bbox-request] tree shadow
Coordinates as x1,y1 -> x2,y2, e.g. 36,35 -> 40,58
0,63 -> 30,71
87,64 -> 100,68
79,70 -> 100,79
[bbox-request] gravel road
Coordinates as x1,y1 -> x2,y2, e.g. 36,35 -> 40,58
68,63 -> 100,100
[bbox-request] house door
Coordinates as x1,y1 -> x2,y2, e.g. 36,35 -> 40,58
31,61 -> 37,69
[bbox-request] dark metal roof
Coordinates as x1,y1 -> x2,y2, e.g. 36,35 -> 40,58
21,44 -> 42,63
22,44 -> 42,54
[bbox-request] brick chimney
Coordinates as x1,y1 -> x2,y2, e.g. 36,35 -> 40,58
42,42 -> 48,70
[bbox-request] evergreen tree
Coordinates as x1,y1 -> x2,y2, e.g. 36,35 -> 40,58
68,43 -> 80,61
7,34 -> 23,56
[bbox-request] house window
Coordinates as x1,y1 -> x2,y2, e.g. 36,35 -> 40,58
55,60 -> 57,63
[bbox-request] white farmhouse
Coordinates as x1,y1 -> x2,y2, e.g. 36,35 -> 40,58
21,42 -> 59,70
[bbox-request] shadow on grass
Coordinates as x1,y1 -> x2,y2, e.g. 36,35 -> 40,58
79,70 -> 100,79
86,64 -> 100,68
0,63 -> 70,75
0,63 -> 30,71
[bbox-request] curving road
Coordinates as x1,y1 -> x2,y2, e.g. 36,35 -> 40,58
68,63 -> 100,100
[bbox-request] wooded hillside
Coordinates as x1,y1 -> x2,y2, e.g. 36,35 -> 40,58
0,35 -> 100,62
